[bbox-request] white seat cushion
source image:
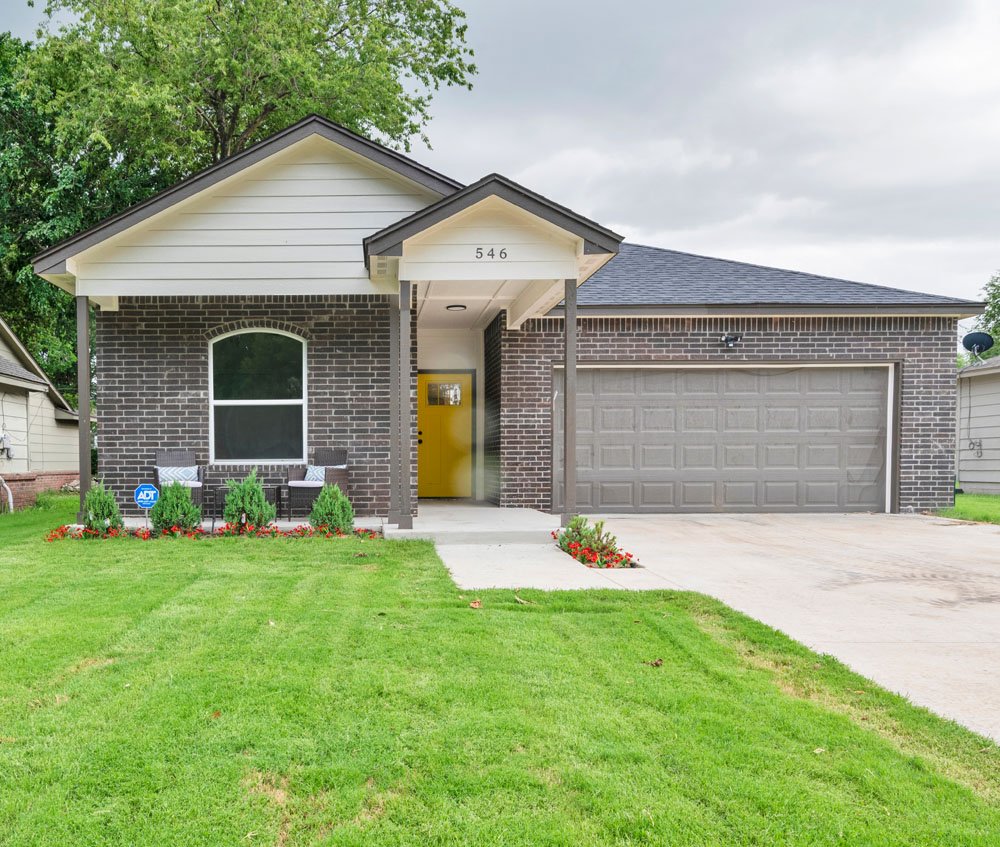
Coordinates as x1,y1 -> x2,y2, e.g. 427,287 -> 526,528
288,480 -> 324,488
176,480 -> 203,489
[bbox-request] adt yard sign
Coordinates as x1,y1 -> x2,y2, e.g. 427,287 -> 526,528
134,484 -> 159,510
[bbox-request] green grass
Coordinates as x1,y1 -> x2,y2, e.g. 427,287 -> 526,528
939,492 -> 1000,525
1,496 -> 998,845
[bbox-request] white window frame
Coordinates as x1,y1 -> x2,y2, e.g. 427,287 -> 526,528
208,328 -> 308,465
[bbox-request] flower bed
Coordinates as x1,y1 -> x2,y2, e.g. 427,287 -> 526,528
45,524 -> 381,542
552,516 -> 637,568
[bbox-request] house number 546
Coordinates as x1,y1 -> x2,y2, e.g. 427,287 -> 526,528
475,247 -> 507,259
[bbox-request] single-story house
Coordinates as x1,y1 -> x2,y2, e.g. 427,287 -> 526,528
0,316 -> 80,509
957,357 -> 1000,493
31,115 -> 982,524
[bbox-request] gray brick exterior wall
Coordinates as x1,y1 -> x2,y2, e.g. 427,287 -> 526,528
485,313 -> 958,513
96,295 -> 415,517
483,316 -> 502,505
97,297 -> 956,519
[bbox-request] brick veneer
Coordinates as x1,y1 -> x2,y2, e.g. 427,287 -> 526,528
483,316 -> 502,504
96,295 -> 415,517
3,471 -> 79,510
485,313 -> 958,513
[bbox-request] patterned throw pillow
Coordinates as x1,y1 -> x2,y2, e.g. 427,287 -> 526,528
304,465 -> 326,482
157,466 -> 199,484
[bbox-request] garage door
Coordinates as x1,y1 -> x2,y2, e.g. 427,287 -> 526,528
554,366 -> 889,513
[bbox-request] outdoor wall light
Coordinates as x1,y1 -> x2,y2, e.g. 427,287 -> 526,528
721,333 -> 742,348
446,304 -> 467,312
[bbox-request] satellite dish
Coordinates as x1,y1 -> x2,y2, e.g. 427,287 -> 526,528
963,331 -> 995,355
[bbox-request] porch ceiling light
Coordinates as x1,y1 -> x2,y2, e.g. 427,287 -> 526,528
446,304 -> 467,312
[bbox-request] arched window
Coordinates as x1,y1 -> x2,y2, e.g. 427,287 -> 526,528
209,330 -> 306,462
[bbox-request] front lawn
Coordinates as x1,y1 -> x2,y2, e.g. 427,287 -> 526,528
1,496 -> 998,845
940,492 -> 1000,525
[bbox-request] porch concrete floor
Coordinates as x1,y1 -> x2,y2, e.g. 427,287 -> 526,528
384,500 -> 560,544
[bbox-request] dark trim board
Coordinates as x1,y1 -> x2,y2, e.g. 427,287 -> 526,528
417,368 -> 478,499
549,304 -> 985,319
364,173 -> 624,266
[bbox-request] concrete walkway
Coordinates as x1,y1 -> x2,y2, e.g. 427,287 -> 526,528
598,512 -> 1000,741
426,504 -> 1000,741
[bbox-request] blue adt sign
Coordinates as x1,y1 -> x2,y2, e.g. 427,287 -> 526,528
134,484 -> 159,510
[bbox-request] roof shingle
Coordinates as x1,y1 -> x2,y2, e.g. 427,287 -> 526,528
0,355 -> 47,386
577,243 -> 982,309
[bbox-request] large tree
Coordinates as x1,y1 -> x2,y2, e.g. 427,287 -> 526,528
28,0 -> 475,167
1,1 -> 473,395
1,33 -> 172,402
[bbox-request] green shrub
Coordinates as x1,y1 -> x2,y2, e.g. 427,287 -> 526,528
82,480 -> 124,533
309,484 -> 354,532
222,469 -> 276,531
150,482 -> 202,534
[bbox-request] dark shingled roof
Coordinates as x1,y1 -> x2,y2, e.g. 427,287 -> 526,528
577,243 -> 981,309
0,354 -> 47,386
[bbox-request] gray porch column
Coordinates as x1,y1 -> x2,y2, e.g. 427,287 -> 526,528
397,280 -> 413,529
387,292 -> 402,525
561,278 -> 577,526
75,295 -> 92,522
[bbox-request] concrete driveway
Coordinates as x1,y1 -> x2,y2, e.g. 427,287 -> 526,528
600,512 -> 1000,742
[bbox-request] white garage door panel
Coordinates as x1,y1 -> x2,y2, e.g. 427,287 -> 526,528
554,366 -> 889,513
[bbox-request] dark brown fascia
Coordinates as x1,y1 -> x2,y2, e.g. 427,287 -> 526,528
33,114 -> 464,275
547,302 -> 986,319
363,173 -> 624,268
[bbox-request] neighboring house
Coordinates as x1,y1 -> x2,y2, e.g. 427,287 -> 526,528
957,358 -> 1000,494
0,316 -> 80,509
31,115 -> 981,524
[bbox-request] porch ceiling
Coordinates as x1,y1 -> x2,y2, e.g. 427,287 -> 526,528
415,278 -> 556,329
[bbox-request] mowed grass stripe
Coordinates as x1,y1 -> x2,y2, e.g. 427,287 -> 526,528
0,496 -> 997,845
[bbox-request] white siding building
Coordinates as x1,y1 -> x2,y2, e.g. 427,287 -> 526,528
957,359 -> 1000,494
0,317 -> 80,509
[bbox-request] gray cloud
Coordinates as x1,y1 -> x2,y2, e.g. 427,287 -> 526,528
416,0 -> 997,302
7,0 -> 996,302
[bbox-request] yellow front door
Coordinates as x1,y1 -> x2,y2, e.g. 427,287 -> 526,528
417,372 -> 473,498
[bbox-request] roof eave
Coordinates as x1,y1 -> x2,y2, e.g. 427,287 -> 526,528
548,302 -> 985,319
0,316 -> 77,413
958,359 -> 1000,378
363,173 -> 623,268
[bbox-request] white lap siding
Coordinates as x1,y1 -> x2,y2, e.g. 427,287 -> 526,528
73,135 -> 438,297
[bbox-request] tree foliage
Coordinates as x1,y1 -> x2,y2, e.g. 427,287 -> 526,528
1,1 -> 474,394
977,272 -> 1000,360
29,0 -> 475,168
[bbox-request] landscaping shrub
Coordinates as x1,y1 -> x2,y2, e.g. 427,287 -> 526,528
309,484 -> 355,532
82,480 -> 124,534
150,482 -> 202,534
554,515 -> 637,568
222,469 -> 275,531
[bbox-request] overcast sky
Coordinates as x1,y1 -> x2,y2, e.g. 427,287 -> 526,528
7,0 -> 999,302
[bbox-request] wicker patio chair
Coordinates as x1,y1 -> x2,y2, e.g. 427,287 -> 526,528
153,448 -> 205,506
285,447 -> 349,519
